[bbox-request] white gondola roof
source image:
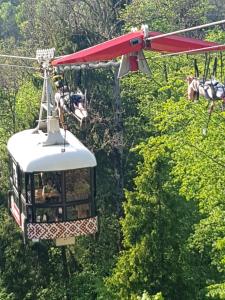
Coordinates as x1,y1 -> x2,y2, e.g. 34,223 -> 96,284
7,129 -> 97,172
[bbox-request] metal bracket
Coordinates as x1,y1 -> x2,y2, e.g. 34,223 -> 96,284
36,48 -> 55,63
141,24 -> 149,38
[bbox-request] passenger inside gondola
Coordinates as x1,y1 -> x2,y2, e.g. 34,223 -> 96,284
36,207 -> 63,223
33,169 -> 93,223
42,178 -> 60,201
34,172 -> 61,204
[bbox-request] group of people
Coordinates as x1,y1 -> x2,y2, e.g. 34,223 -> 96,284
186,76 -> 225,112
53,72 -> 225,123
36,207 -> 63,223
54,75 -> 88,125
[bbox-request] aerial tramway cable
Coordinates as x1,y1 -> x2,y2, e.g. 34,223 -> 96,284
0,54 -> 36,60
146,19 -> 225,42
0,63 -> 37,70
157,43 -> 225,58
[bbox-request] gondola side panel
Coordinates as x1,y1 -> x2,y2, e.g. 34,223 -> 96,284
26,216 -> 98,239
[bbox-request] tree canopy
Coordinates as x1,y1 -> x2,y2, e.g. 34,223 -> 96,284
1,0 -> 225,299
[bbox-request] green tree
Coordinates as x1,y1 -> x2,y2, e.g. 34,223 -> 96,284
15,79 -> 41,130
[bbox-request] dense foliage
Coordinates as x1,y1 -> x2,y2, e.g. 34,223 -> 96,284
0,0 -> 225,299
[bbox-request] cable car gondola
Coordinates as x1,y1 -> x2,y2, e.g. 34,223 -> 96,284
7,49 -> 97,245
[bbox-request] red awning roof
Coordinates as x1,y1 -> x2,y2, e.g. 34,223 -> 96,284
147,31 -> 221,52
52,31 -> 225,66
52,31 -> 144,66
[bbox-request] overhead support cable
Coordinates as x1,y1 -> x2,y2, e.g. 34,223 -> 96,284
156,43 -> 225,58
0,54 -> 36,60
0,63 -> 37,70
146,19 -> 225,42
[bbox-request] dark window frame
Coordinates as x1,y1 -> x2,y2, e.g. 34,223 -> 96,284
30,167 -> 96,223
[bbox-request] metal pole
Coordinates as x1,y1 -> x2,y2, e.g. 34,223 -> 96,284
146,19 -> 225,41
46,72 -> 51,117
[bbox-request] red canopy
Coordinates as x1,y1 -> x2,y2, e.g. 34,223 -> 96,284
147,31 -> 222,52
52,31 -> 144,65
52,31 -> 225,66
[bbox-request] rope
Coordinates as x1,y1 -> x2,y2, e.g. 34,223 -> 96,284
163,63 -> 168,82
194,59 -> 199,78
212,57 -> 218,77
186,141 -> 225,168
204,54 -> 211,80
203,106 -> 213,136
220,52 -> 223,83
203,53 -> 208,82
